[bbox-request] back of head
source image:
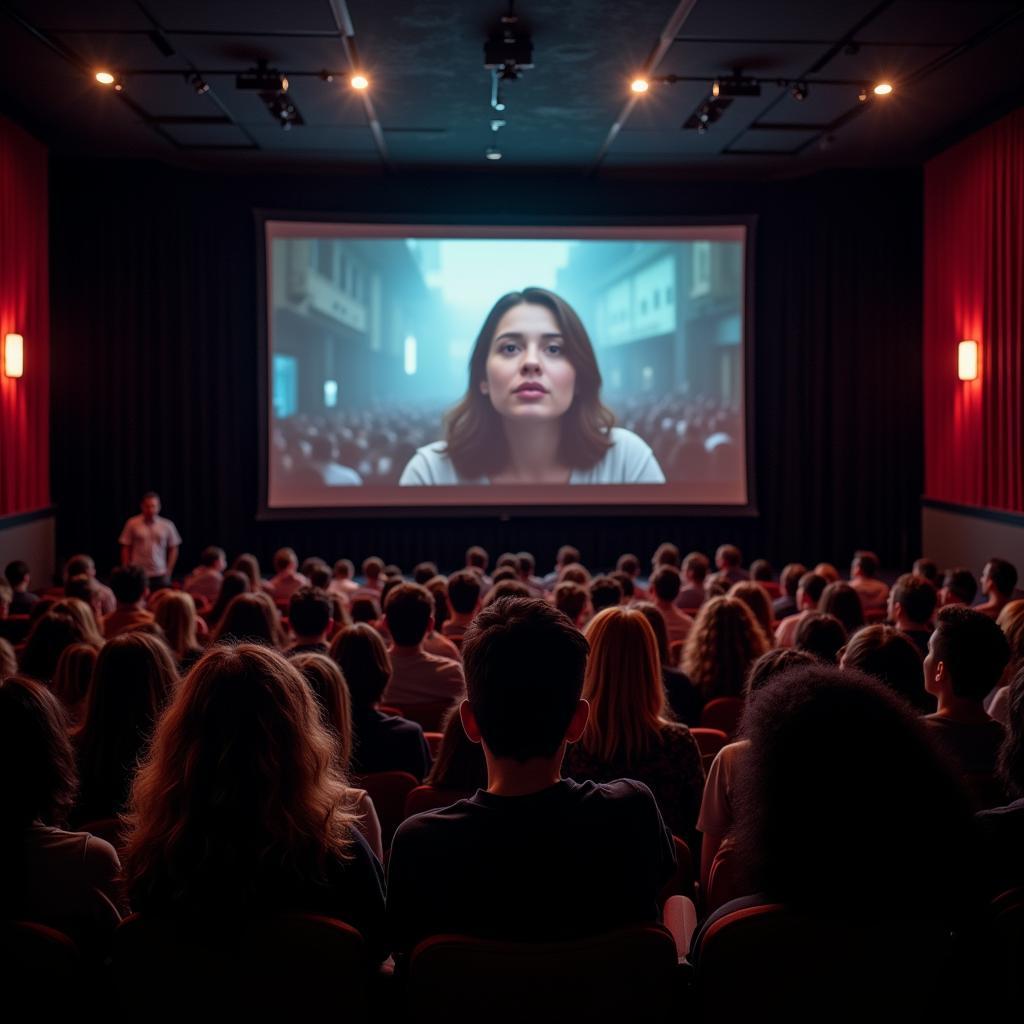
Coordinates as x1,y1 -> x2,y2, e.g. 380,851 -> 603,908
985,557 -> 1019,597
111,565 -> 147,605
152,590 -> 198,658
891,573 -> 938,626
0,676 -> 76,830
484,580 -> 531,607
329,623 -> 391,710
231,553 -> 261,589
931,605 -> 1011,700
414,562 -> 438,585
384,582 -> 433,646
291,652 -> 353,771
683,551 -> 710,583
517,551 -> 535,576
123,644 -> 351,909
580,607 -> 664,762
495,553 -> 519,571
651,565 -> 682,603
999,663 -> 1024,798
780,562 -> 807,599
813,562 -> 840,584
362,556 -> 384,581
20,611 -> 88,683
463,597 -> 588,762
941,567 -> 978,606
683,595 -> 770,699
797,571 -> 828,606
653,542 -> 680,568
633,602 -> 671,667
734,665 -> 973,914
465,546 -> 489,571
51,643 -> 99,715
5,560 -> 29,588
853,550 -> 880,578
913,557 -> 938,584
589,575 -> 623,613
200,546 -> 225,568
64,554 -> 95,582
557,563 -> 591,586
609,570 -> 635,601
744,647 -> 818,701
997,599 -> 1024,668
213,592 -> 280,647
716,544 -> 742,569
750,559 -> 773,582
616,553 -> 640,577
209,570 -> 251,627
556,545 -> 581,568
288,587 -> 332,639
447,570 -> 482,615
333,558 -> 355,580
728,580 -> 773,640
491,566 -> 518,585
794,612 -> 847,664
553,581 -> 588,624
818,581 -> 865,634
841,624 -> 926,709
273,547 -> 298,574
350,596 -> 380,624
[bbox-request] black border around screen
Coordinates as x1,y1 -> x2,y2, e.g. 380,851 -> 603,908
255,211 -> 758,522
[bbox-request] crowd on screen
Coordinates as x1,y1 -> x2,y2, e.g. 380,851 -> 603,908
2,498 -> 1023,1010
270,392 -> 742,488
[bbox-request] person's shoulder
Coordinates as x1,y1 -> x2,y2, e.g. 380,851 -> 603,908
608,426 -> 651,450
596,428 -> 665,483
400,442 -> 457,485
392,792 -> 480,847
568,777 -> 662,818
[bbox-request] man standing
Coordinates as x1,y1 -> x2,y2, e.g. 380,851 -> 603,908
118,491 -> 181,591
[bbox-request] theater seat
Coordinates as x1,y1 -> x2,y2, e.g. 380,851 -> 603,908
0,921 -> 81,1005
423,731 -> 443,759
399,700 -> 457,732
405,784 -> 474,819
659,835 -> 696,906
408,924 -> 680,1023
699,697 -> 744,739
694,902 -> 956,1020
988,887 -> 1024,1007
690,727 -> 728,772
111,912 -> 369,1017
354,770 -> 419,846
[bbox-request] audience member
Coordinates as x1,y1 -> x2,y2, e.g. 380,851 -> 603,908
118,491 -> 181,590
50,642 -> 99,725
649,565 -> 694,649
329,558 -> 359,598
0,636 -> 16,678
888,573 -> 938,656
287,587 -> 334,655
425,703 -> 488,794
103,566 -> 154,639
413,562 -> 438,585
483,579 -> 531,607
350,595 -> 380,625
939,567 -> 978,608
352,556 -> 385,602
772,562 -> 807,621
542,545 -> 581,590
609,570 -> 635,603
516,551 -> 545,597
553,580 -> 590,628
206,569 -> 251,630
913,557 -> 940,586
774,571 -> 827,647
707,544 -> 749,588
564,607 -> 704,841
749,559 -> 780,600
19,610 -> 92,684
183,546 -> 226,606
0,676 -> 123,946
977,557 -> 1018,619
812,562 -> 840,583
122,645 -> 386,961
727,581 -> 774,642
382,583 -> 464,708
330,624 -> 431,780
634,601 -> 701,726
290,652 -> 384,860
849,550 -> 889,614
987,600 -> 1024,724
5,560 -> 39,614
819,581 -> 865,636
614,553 -> 647,601
589,574 -> 623,614
840,623 -> 933,713
683,596 -> 770,702
230,553 -> 269,594
676,551 -> 709,613
443,570 -> 482,641
793,612 -> 847,664
72,632 -> 178,824
387,598 -> 675,957
211,592 -> 283,647
463,545 -> 493,590
51,597 -> 105,649
923,606 -> 1010,789
651,541 -> 680,570
152,590 -> 204,672
63,554 -> 116,616
266,547 -> 310,604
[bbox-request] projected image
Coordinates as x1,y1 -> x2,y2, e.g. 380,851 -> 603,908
266,227 -> 747,507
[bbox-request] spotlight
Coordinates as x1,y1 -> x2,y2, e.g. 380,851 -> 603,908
630,77 -> 649,94
711,73 -> 760,98
790,82 -> 808,101
485,147 -> 502,161
95,70 -> 115,85
858,86 -> 869,102
237,60 -> 288,93
190,74 -> 209,95
319,70 -> 334,83
873,81 -> 893,96
350,73 -> 369,91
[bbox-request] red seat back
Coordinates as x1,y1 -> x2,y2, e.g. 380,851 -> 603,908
699,697 -> 744,739
689,727 -> 728,772
354,770 -> 419,846
399,700 -> 457,732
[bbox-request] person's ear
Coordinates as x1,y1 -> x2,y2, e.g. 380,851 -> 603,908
460,699 -> 482,744
934,658 -> 946,688
565,698 -> 589,744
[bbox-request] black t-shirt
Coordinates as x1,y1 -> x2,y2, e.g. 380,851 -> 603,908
386,777 -> 676,957
351,708 -> 431,780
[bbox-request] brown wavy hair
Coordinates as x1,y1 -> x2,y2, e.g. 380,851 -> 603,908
443,288 -> 614,478
682,596 -> 770,700
122,644 -> 355,911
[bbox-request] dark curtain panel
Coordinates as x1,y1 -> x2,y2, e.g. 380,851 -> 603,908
924,106 -> 1024,514
0,116 -> 49,517
49,162 -> 922,577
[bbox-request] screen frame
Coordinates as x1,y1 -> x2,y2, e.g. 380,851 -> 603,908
255,210 -> 758,521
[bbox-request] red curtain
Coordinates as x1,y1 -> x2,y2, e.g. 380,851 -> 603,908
0,116 -> 50,517
923,107 -> 1024,514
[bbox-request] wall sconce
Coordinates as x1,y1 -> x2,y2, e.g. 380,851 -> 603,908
958,339 -> 978,381
3,333 -> 23,378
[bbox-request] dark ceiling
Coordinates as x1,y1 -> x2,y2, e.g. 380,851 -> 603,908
2,0 -> 1023,177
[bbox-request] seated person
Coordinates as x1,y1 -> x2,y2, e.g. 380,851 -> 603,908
441,570 -> 481,641
183,545 -> 226,607
5,560 -> 39,614
381,583 -> 465,709
706,544 -> 749,589
552,581 -> 590,629
924,606 -> 1010,789
775,572 -> 827,647
102,565 -> 155,639
0,675 -> 123,949
939,567 -> 978,609
387,598 -> 675,959
63,554 -> 116,617
839,624 -> 933,713
888,573 -> 938,657
977,557 -> 1018,620
649,565 -> 694,649
848,550 -> 889,615
771,562 -> 807,622
588,575 -> 623,615
265,547 -> 310,604
286,586 -> 334,656
331,623 -> 431,780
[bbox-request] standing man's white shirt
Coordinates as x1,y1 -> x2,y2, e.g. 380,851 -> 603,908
119,494 -> 181,582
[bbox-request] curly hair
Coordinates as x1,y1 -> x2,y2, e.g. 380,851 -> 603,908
122,644 -> 355,912
997,599 -> 1024,673
728,581 -> 774,641
682,596 -> 771,700
442,288 -> 615,478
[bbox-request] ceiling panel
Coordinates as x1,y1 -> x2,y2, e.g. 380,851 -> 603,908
146,0 -> 337,34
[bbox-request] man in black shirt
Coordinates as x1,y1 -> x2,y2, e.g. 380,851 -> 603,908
387,597 -> 675,958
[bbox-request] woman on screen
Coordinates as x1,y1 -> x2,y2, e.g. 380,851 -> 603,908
399,287 -> 665,485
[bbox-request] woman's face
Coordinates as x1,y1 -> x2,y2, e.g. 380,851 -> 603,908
480,302 -> 577,421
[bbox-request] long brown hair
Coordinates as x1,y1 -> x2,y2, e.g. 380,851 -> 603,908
443,288 -> 614,477
291,651 -> 354,772
122,645 -> 355,910
578,607 -> 669,762
152,590 -> 200,660
683,596 -> 770,700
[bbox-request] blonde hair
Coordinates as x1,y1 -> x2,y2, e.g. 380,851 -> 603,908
997,599 -> 1024,671
727,581 -> 774,643
682,596 -> 771,700
50,642 -> 99,722
578,607 -> 668,762
152,590 -> 200,660
290,652 -> 354,772
49,598 -> 104,649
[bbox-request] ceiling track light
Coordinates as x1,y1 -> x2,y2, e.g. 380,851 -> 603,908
790,81 -> 808,101
485,146 -> 502,161
190,73 -> 209,95
237,59 -> 288,93
873,81 -> 893,96
350,73 -> 369,91
95,70 -> 124,91
630,76 -> 650,94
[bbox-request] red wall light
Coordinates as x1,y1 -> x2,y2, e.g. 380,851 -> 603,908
957,339 -> 978,381
3,333 -> 23,378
